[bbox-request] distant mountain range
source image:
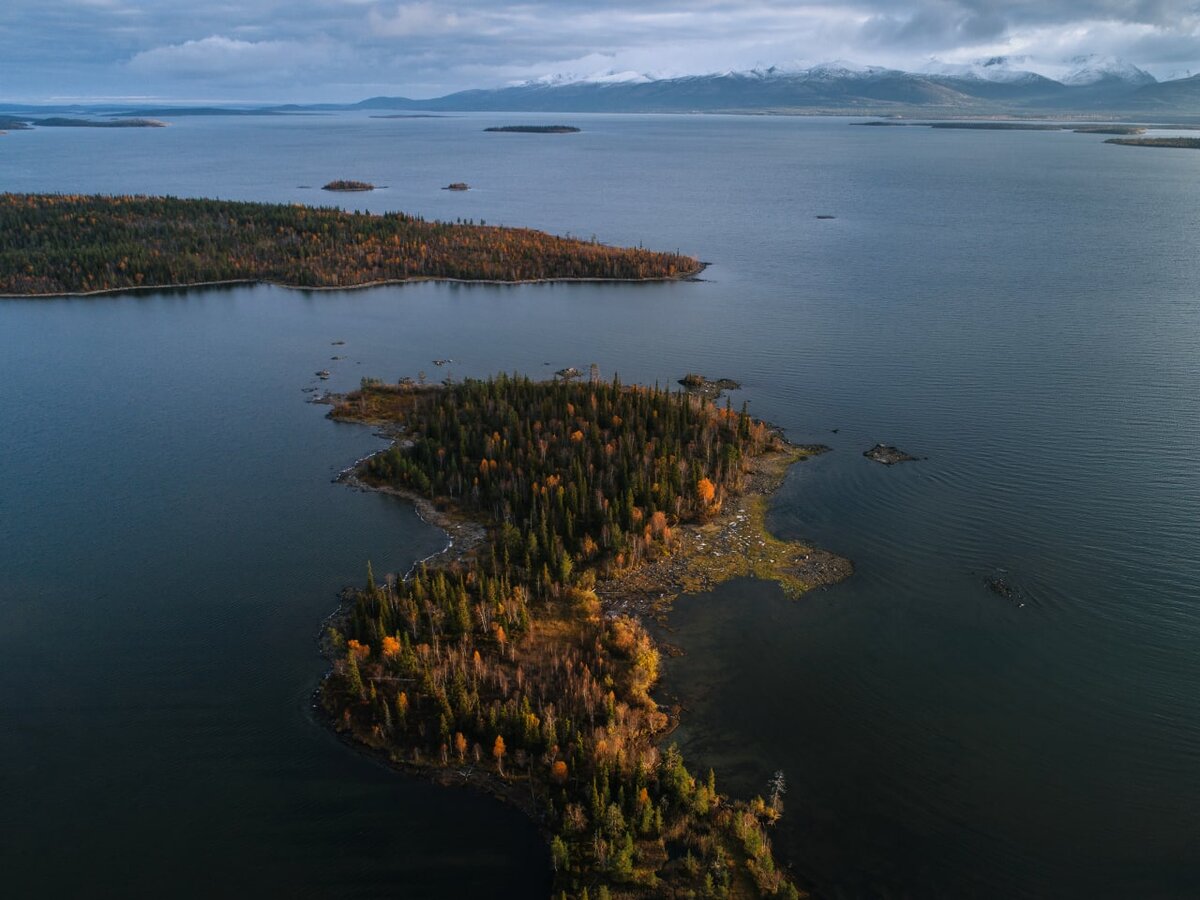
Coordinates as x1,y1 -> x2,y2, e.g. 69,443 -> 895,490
6,55 -> 1200,120
335,56 -> 1200,117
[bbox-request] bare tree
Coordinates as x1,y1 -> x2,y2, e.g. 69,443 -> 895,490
768,769 -> 787,815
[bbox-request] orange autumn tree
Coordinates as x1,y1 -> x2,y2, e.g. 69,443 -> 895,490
697,477 -> 717,506
493,735 -> 506,775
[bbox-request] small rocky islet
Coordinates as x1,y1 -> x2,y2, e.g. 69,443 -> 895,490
863,443 -> 918,465
322,180 -> 375,192
484,125 -> 581,134
678,373 -> 741,399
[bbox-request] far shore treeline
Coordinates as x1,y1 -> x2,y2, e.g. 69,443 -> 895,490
0,193 -> 701,295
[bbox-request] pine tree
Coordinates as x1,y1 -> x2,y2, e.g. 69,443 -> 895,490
345,649 -> 365,699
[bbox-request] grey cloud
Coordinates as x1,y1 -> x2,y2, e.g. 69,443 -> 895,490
2,0 -> 1200,101
127,35 -> 352,80
860,4 -> 1009,52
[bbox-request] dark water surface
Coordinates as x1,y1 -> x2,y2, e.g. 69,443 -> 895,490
2,113 -> 1199,898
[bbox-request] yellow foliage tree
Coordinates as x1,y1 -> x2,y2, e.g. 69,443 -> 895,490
493,735 -> 507,775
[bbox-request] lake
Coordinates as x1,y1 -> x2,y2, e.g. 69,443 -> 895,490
2,112 -> 1198,898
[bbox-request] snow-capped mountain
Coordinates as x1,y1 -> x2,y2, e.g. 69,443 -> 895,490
520,70 -> 656,87
919,54 -> 1155,88
504,55 -> 1155,96
784,60 -> 895,80
920,56 -> 1045,84
349,56 -> 1200,115
1060,55 -> 1156,86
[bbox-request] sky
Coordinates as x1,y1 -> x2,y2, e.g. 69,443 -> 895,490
2,1 -> 1199,103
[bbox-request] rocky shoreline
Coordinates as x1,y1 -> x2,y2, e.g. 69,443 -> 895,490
598,443 -> 853,622
332,409 -> 851,622
678,373 -> 741,400
336,470 -> 487,572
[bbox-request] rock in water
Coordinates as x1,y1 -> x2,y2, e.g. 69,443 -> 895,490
863,443 -> 917,465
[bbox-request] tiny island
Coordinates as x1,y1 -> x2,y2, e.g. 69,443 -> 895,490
321,374 -> 851,898
678,373 -> 741,401
0,194 -> 701,296
485,125 -> 581,134
863,444 -> 918,465
322,179 -> 375,192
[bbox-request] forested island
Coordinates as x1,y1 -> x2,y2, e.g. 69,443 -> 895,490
30,117 -> 166,128
0,116 -> 164,130
1072,125 -> 1145,135
863,121 -> 1149,135
928,122 -> 1063,130
1104,137 -> 1200,149
0,194 -> 701,296
322,374 -> 851,898
322,180 -> 375,192
485,125 -> 581,134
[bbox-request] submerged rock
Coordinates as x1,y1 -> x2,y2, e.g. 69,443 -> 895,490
863,443 -> 917,465
985,572 -> 1027,607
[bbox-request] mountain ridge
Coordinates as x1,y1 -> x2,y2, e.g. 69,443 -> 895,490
338,56 -> 1199,117
7,56 -> 1200,119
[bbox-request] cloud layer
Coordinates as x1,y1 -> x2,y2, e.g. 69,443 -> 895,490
3,1 -> 1199,102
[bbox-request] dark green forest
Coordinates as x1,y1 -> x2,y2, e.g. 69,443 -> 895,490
0,193 -> 701,295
